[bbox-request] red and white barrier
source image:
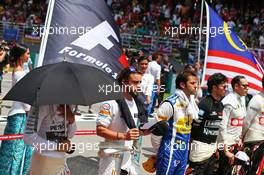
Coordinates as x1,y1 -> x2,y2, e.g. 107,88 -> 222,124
0,130 -> 96,141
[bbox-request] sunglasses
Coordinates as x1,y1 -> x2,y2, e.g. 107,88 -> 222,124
217,84 -> 228,89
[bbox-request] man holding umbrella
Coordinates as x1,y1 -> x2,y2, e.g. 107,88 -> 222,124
96,67 -> 149,175
24,104 -> 76,175
3,59 -> 124,174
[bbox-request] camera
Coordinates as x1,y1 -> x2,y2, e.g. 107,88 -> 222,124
0,40 -> 10,52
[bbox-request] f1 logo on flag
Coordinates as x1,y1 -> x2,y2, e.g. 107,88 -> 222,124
71,21 -> 119,51
39,0 -> 124,78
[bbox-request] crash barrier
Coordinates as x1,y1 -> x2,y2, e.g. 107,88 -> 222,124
0,130 -> 96,141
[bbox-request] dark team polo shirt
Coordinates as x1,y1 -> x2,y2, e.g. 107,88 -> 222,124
191,95 -> 224,144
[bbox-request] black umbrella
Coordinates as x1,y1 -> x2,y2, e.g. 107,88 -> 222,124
4,61 -> 122,154
3,61 -> 122,105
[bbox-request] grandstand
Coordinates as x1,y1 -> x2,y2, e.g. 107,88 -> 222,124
0,0 -> 263,65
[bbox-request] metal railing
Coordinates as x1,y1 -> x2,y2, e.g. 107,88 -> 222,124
0,21 -> 202,58
0,21 -> 262,61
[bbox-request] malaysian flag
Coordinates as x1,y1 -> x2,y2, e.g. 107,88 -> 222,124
201,2 -> 264,94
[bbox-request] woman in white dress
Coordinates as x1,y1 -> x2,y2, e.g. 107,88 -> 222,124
0,44 -> 32,175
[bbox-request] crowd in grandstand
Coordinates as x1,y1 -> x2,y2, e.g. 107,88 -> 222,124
0,0 -> 263,49
107,0 -> 264,66
0,0 -> 47,25
0,0 -> 263,66
107,0 -> 264,49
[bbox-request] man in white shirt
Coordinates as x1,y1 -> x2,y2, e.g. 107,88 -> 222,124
96,67 -> 149,175
242,76 -> 264,174
147,53 -> 162,113
217,75 -> 248,173
24,105 -> 77,175
137,56 -> 154,107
